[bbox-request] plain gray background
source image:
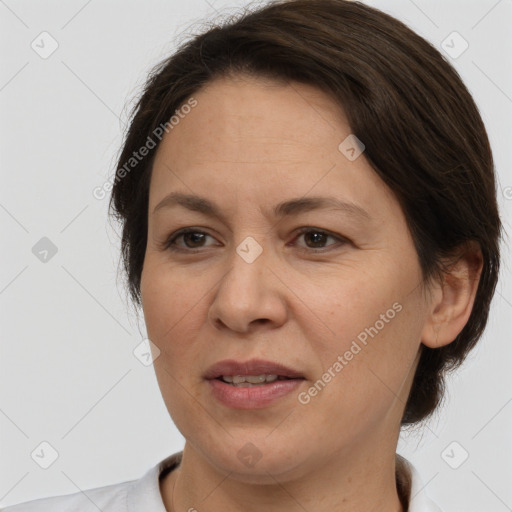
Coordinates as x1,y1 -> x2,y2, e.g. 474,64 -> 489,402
1,0 -> 511,510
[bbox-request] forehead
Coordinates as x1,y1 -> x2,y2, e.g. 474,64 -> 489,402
148,74 -> 398,221
155,74 -> 349,161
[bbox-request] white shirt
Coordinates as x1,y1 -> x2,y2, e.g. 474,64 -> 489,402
1,452 -> 443,511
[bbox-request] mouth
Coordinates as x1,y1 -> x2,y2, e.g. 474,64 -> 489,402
216,374 -> 298,387
204,359 -> 306,409
203,358 -> 305,381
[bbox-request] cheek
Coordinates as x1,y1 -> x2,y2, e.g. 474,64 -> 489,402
299,308 -> 423,443
323,290 -> 425,409
141,259 -> 205,343
140,262 -> 208,427
304,255 -> 425,392
299,263 -> 404,355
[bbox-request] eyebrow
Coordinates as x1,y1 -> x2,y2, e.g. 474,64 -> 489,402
152,192 -> 371,223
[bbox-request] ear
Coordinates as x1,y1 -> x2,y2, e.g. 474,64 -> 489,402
421,242 -> 483,349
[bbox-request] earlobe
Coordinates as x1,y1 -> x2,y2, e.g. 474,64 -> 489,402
421,242 -> 483,349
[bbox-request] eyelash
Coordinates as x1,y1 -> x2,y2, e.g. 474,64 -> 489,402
162,227 -> 349,254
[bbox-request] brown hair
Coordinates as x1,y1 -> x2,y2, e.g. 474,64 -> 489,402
108,0 -> 502,425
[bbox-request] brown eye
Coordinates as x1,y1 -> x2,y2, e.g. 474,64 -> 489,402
293,227 -> 348,251
164,229 -> 216,252
302,231 -> 329,248
163,227 -> 348,254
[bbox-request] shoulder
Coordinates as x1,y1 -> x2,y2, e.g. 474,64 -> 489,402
0,479 -> 133,512
1,452 -> 182,512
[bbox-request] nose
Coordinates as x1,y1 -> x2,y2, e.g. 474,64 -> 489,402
208,241 -> 288,334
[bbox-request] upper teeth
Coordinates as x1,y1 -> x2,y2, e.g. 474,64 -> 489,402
222,374 -> 279,384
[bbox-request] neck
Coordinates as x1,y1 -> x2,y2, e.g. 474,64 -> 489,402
160,441 -> 407,512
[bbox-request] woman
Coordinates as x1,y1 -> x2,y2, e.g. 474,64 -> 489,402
3,0 -> 502,510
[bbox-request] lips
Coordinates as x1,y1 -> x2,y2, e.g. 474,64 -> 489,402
205,358 -> 306,409
203,358 -> 305,380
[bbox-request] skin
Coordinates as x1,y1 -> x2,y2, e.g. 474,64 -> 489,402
139,73 -> 482,512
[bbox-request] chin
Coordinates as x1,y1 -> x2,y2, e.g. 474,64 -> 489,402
200,438 -> 313,483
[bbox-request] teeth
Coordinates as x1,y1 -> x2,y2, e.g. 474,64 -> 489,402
221,374 -> 279,384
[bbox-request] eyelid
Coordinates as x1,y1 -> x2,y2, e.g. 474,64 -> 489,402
161,227 -> 218,252
293,226 -> 350,247
162,226 -> 350,253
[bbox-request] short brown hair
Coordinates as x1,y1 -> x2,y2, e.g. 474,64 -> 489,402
108,0 -> 502,425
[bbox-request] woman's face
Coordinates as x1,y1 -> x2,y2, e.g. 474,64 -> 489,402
140,74 -> 433,481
